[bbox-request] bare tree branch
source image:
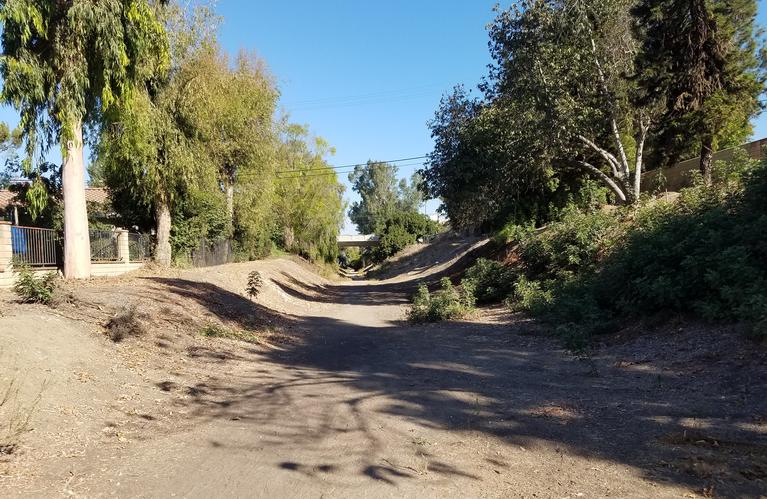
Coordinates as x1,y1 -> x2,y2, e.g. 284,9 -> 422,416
577,134 -> 621,178
573,160 -> 627,202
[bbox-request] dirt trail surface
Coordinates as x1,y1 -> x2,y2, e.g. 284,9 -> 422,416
0,243 -> 766,498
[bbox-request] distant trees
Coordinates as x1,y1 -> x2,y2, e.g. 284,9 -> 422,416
347,161 -> 439,261
422,0 -> 765,231
348,161 -> 423,234
0,0 -> 169,278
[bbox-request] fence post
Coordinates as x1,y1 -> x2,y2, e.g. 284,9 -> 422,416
0,221 -> 11,272
115,229 -> 130,264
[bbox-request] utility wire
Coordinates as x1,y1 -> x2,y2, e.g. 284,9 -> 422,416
273,155 -> 429,175
275,161 -> 429,179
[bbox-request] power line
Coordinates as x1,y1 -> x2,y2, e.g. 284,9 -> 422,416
274,155 -> 429,175
275,160 -> 429,180
282,84 -> 444,111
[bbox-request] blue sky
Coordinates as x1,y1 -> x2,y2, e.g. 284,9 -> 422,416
2,0 -> 767,234
213,0 -> 509,232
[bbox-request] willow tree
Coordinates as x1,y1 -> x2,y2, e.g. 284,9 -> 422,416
179,47 -> 278,228
0,0 -> 168,278
274,124 -> 344,262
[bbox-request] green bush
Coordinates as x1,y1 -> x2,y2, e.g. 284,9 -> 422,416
13,267 -> 57,305
373,211 -> 441,261
408,278 -> 475,323
511,152 -> 767,341
518,207 -> 624,281
592,158 -> 767,330
461,258 -> 518,304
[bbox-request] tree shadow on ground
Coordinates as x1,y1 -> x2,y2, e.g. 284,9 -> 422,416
139,276 -> 767,496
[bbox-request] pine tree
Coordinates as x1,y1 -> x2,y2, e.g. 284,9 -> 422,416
633,0 -> 765,184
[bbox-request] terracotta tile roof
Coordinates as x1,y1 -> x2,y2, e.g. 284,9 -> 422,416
84,187 -> 110,204
0,187 -> 110,207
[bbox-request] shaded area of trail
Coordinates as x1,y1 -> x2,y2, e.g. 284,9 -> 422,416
1,240 -> 766,498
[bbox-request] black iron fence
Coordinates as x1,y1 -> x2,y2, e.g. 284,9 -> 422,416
89,230 -> 119,262
128,233 -> 154,261
11,226 -> 60,267
191,238 -> 232,268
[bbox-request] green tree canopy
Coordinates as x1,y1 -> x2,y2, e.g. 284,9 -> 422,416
633,0 -> 765,182
348,161 -> 423,234
0,0 -> 169,277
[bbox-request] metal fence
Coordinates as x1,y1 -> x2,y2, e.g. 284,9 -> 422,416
128,233 -> 154,261
89,230 -> 119,262
11,226 -> 60,267
191,238 -> 232,268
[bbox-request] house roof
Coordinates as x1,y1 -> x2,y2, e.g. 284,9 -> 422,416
0,187 -> 109,208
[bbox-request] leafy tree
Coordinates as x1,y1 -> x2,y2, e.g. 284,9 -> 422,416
485,0 -> 655,204
273,124 -> 345,262
0,0 -> 169,278
633,0 -> 765,183
98,3 -> 215,265
372,211 -> 440,260
179,46 -> 278,228
348,161 -> 423,234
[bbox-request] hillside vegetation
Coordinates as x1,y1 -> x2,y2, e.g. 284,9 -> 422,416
413,152 -> 767,347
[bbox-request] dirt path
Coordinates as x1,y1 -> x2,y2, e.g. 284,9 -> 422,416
1,253 -> 766,498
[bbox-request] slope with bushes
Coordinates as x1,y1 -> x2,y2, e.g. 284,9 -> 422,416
410,153 -> 767,344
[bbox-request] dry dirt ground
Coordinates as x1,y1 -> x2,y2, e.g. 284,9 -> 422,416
0,242 -> 765,498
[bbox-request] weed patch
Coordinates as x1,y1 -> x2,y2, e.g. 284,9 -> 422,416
13,267 -> 58,305
106,305 -> 149,342
200,323 -> 263,344
408,278 -> 475,323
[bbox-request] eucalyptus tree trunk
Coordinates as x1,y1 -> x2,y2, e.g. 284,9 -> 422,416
62,120 -> 91,279
155,197 -> 172,267
225,181 -> 234,225
700,135 -> 714,186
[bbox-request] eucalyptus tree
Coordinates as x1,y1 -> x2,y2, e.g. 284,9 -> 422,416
97,2 -> 217,266
633,0 -> 764,184
0,0 -> 168,278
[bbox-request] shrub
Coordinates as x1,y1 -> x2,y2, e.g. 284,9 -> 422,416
246,270 -> 264,300
13,267 -> 57,305
106,305 -> 148,342
511,152 -> 767,342
408,278 -> 475,323
518,208 -> 624,281
461,258 -> 518,304
373,211 -> 441,261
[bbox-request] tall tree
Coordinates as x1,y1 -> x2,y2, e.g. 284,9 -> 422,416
273,124 -> 345,262
0,0 -> 169,278
487,0 -> 656,204
348,161 -> 422,234
633,0 -> 765,183
180,47 -> 278,229
98,2 -> 215,266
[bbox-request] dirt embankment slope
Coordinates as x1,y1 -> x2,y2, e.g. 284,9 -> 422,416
0,242 -> 765,498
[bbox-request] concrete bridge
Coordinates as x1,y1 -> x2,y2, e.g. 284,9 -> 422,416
337,234 -> 379,248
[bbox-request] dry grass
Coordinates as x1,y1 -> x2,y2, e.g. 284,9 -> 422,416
0,372 -> 43,456
106,305 -> 149,342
